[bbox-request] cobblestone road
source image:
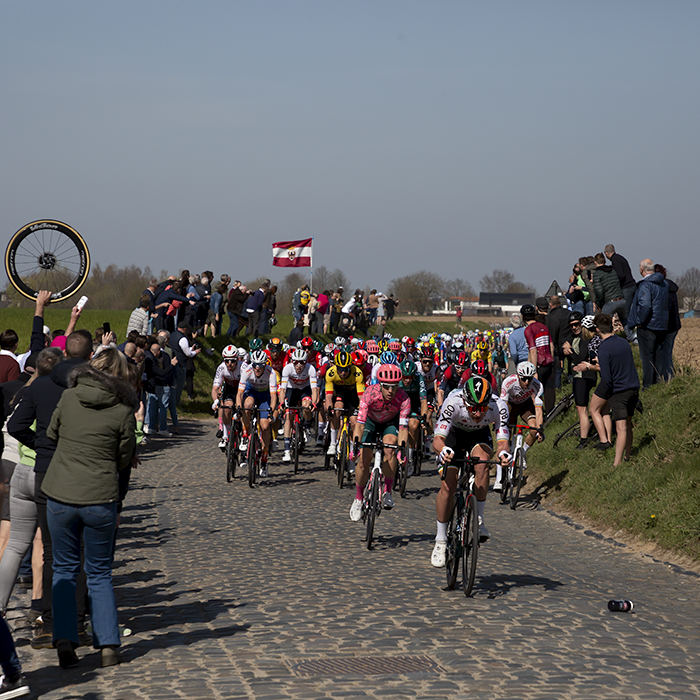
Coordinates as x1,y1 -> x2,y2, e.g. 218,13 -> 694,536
10,420 -> 700,699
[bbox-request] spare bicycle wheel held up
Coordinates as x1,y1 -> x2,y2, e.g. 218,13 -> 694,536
5,220 -> 90,302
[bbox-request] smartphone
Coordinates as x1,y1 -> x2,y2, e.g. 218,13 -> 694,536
103,322 -> 111,334
76,295 -> 88,310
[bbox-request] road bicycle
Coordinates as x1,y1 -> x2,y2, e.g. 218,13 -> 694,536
286,405 -> 308,475
543,392 -> 574,429
225,414 -> 243,482
358,437 -> 405,550
5,219 -> 90,302
239,407 -> 264,488
444,455 -> 500,596
332,408 -> 354,489
501,424 -> 544,510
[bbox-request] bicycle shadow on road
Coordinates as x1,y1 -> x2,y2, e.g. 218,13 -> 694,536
371,532 -> 436,549
527,469 -> 569,507
473,573 -> 565,598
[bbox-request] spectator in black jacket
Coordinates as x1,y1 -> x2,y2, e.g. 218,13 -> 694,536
144,341 -> 177,436
654,264 -> 682,382
605,244 -> 637,336
543,295 -> 570,388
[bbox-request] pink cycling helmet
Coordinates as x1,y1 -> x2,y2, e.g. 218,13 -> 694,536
376,363 -> 401,385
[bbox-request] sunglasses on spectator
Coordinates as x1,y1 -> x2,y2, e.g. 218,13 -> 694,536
569,322 -> 581,328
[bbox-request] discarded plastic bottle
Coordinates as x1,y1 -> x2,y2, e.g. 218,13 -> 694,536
608,599 -> 634,612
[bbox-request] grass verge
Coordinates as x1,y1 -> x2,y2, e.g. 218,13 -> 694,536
527,369 -> 700,564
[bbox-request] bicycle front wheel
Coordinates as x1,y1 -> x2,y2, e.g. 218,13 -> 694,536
227,428 -> 239,481
5,220 -> 90,302
247,428 -> 257,488
462,495 -> 479,597
291,422 -> 300,474
510,448 -> 525,510
365,476 -> 379,550
337,433 -> 347,488
445,495 -> 463,590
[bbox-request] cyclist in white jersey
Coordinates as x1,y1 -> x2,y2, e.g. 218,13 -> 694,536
236,349 -> 278,475
430,377 -> 510,568
211,345 -> 241,449
279,349 -> 319,462
495,361 -> 544,491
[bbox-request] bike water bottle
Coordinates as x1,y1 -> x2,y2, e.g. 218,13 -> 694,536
608,599 -> 634,612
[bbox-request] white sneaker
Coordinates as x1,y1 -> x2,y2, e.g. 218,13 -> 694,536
349,498 -> 362,522
431,541 -> 447,568
382,491 -> 395,510
492,480 -> 503,493
478,516 -> 490,541
143,425 -> 151,435
282,450 -> 291,462
218,438 -> 227,451
327,442 -> 337,456
239,437 -> 248,453
160,431 -> 173,438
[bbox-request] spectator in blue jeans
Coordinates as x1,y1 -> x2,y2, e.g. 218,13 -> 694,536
43,349 -> 137,669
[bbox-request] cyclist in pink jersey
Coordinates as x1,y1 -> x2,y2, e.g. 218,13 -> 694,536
349,364 -> 410,521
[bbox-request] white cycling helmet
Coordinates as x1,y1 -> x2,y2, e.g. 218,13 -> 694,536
237,347 -> 248,360
250,350 -> 267,366
290,348 -> 307,363
334,336 -> 344,346
222,345 -> 237,360
516,361 -> 536,379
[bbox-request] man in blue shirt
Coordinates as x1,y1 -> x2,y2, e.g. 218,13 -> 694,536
596,314 -> 640,467
508,306 -> 531,369
245,280 -> 270,338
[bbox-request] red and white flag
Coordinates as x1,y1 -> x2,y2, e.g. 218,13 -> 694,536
272,238 -> 313,268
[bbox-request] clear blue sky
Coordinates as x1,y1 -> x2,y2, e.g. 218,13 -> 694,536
2,0 -> 699,294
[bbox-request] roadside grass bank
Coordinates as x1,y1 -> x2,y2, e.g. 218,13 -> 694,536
527,369 -> 700,564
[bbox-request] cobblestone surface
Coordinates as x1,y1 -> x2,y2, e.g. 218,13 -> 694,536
9,419 -> 700,698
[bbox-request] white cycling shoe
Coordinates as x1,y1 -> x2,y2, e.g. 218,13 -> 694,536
349,498 -> 362,522
327,442 -> 337,456
431,541 -> 447,568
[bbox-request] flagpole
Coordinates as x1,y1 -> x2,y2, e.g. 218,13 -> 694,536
309,237 -> 314,293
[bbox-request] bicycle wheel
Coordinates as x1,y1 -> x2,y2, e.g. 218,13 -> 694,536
323,427 -> 333,470
337,432 -> 347,488
462,495 -> 479,597
510,448 -> 525,510
5,220 -> 90,302
445,495 -> 463,590
365,475 -> 379,550
500,464 -> 511,505
415,431 -> 423,476
247,426 -> 257,488
291,421 -> 300,474
227,426 -> 239,481
553,422 -> 581,448
398,456 -> 408,498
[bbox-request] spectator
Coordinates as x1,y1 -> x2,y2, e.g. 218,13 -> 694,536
604,244 -> 637,335
384,293 -> 398,321
367,290 -> 379,325
144,341 -> 177,436
0,332 -> 20,384
329,289 -> 344,334
142,278 -> 159,333
227,281 -> 248,338
523,304 -> 555,414
259,285 -> 277,335
596,313 -> 640,466
566,262 -> 589,315
579,256 -> 597,315
591,253 -> 627,329
245,280 -> 270,338
654,264 -> 682,382
169,323 -> 201,406
317,290 -> 330,334
628,258 -> 669,388
8,329 -> 94,651
307,293 -> 319,335
43,348 -> 137,668
126,295 -> 150,337
288,318 -> 304,346
205,283 -> 225,338
508,311 -> 529,367
545,295 -> 570,388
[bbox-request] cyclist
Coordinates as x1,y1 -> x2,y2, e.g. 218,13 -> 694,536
236,349 -> 278,477
492,343 -> 509,389
437,350 -> 470,409
265,337 -> 287,376
431,377 -> 511,567
496,361 -> 544,491
324,350 -> 366,456
470,339 -> 493,373
211,345 -> 241,450
399,359 -> 427,473
349,364 -> 410,521
279,348 -> 318,463
457,359 -> 498,396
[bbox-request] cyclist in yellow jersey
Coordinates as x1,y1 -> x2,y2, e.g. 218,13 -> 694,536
325,351 -> 365,455
470,340 -> 493,374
